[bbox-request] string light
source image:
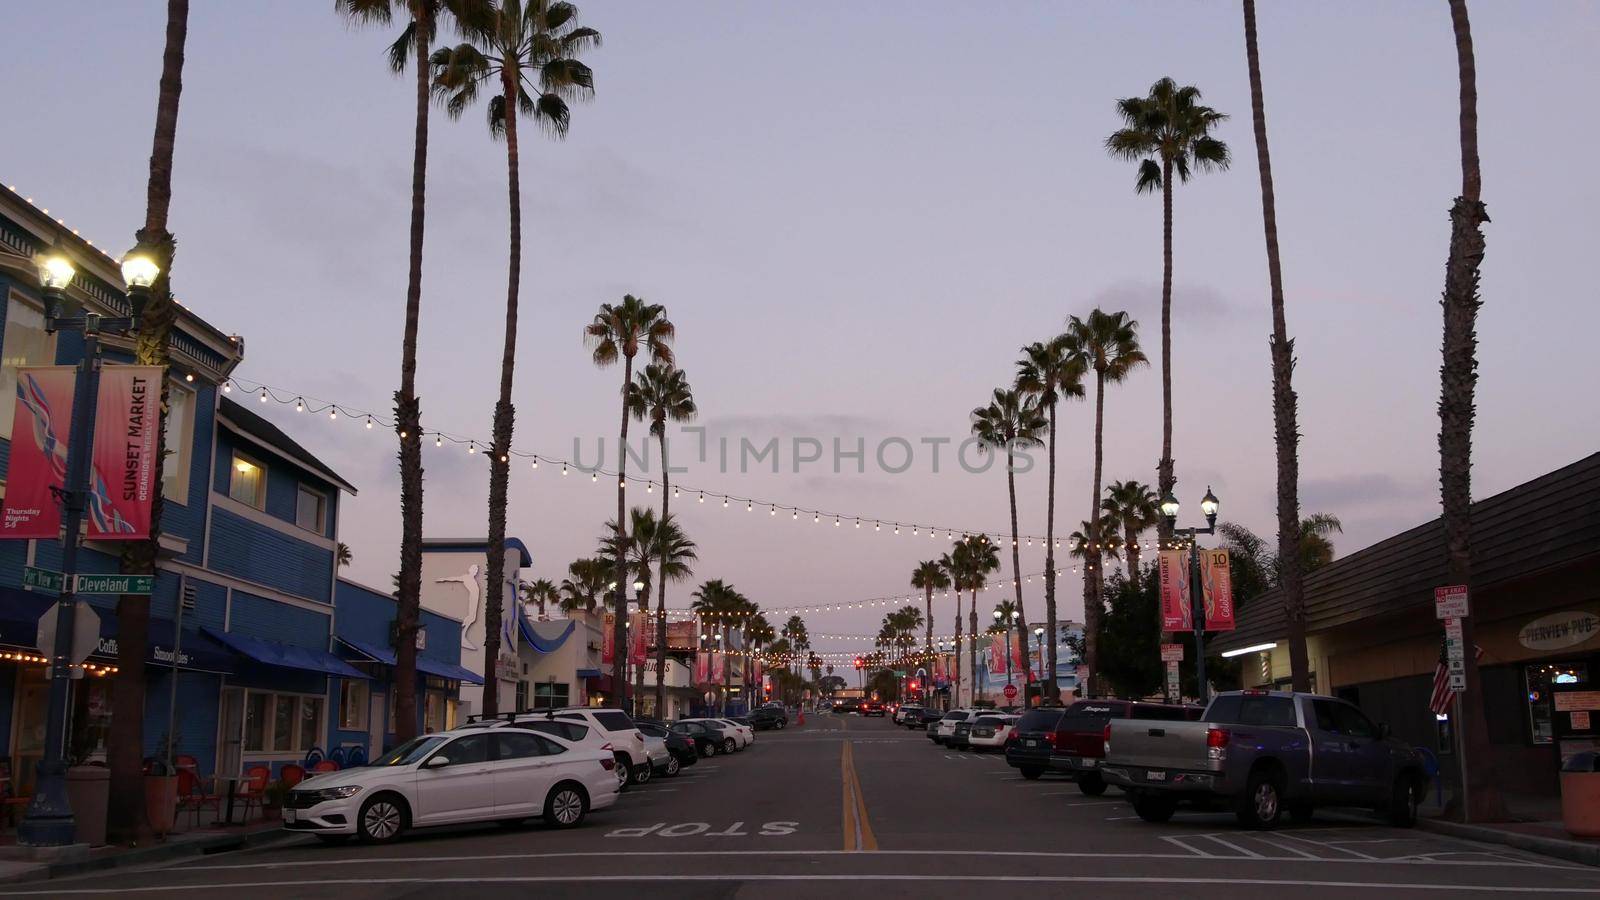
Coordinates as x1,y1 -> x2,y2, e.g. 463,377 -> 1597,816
259,388 -> 268,403
365,416 -> 373,430
294,397 -> 304,412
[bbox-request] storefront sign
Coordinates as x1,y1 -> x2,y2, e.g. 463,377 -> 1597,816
1434,585 -> 1470,619
0,366 -> 76,539
494,653 -> 519,682
88,366 -> 161,539
1554,691 -> 1600,712
1574,711 -> 1593,731
1200,550 -> 1235,631
1518,610 -> 1600,652
1160,643 -> 1185,663
1157,550 -> 1191,631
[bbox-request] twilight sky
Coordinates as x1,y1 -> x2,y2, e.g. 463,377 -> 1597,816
7,2 -> 1598,661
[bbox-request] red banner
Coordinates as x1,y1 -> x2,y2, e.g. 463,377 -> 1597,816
1158,549 -> 1192,631
1201,549 -> 1236,631
0,367 -> 75,539
694,649 -> 710,685
602,613 -> 616,664
87,366 -> 160,539
629,611 -> 648,665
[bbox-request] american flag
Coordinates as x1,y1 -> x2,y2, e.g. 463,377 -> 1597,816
1429,640 -> 1483,717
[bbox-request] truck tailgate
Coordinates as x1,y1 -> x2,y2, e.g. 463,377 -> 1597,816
1106,720 -> 1215,770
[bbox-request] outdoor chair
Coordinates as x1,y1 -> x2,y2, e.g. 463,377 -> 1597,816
280,763 -> 306,788
311,760 -> 339,773
236,765 -> 271,822
176,768 -> 220,829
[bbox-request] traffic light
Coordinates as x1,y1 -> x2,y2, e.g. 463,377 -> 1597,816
853,657 -> 864,669
908,678 -> 920,691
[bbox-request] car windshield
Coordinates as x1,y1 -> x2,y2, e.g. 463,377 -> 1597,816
1016,710 -> 1063,731
942,712 -> 966,721
371,735 -> 447,767
974,717 -> 1002,727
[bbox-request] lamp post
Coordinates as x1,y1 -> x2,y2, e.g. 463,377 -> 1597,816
1160,487 -> 1220,705
992,607 -> 1019,688
20,252 -> 155,846
629,581 -> 644,716
1033,625 -> 1045,688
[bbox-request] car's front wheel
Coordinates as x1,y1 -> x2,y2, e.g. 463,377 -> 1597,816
356,793 -> 408,843
1387,776 -> 1419,828
664,755 -> 681,777
702,741 -> 717,758
723,738 -> 737,755
1020,767 -> 1044,780
630,763 -> 651,785
1077,774 -> 1107,796
544,782 -> 589,828
774,719 -> 786,730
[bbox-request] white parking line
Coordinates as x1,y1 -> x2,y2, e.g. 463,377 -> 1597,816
1196,834 -> 1262,859
1158,835 -> 1214,858
1277,832 -> 1376,860
1252,836 -> 1320,859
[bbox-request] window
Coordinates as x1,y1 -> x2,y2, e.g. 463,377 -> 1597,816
495,732 -> 544,760
533,682 -> 569,709
430,733 -> 488,766
373,735 -> 445,767
424,691 -> 446,734
1332,703 -> 1376,739
295,485 -> 327,534
161,384 -> 194,503
1208,695 -> 1297,727
242,691 -> 325,753
1131,704 -> 1187,721
0,294 -> 56,442
515,681 -> 529,713
229,452 -> 266,509
534,736 -> 566,756
590,711 -> 634,732
339,679 -> 368,730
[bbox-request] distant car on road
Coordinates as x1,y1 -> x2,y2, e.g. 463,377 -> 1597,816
635,721 -> 698,775
893,704 -> 924,725
933,709 -> 980,745
916,708 -> 945,729
1100,690 -> 1426,829
860,701 -> 887,717
667,719 -> 726,757
835,698 -> 862,715
747,706 -> 789,730
950,717 -> 976,750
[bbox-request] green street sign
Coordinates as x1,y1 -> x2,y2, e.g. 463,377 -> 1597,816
22,566 -> 64,595
73,574 -> 154,595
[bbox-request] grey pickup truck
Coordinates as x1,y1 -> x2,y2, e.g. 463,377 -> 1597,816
1099,690 -> 1426,829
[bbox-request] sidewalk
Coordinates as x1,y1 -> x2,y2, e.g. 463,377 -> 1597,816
1413,789 -> 1600,867
0,819 -> 295,884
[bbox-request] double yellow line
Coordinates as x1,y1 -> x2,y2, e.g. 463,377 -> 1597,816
840,741 -> 878,852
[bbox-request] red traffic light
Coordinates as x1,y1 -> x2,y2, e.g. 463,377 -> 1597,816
853,657 -> 864,669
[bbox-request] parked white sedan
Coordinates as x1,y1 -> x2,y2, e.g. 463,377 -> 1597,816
966,714 -> 1020,751
283,726 -> 619,843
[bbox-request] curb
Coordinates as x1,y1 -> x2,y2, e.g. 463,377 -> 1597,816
1416,816 -> 1600,868
4,827 -> 299,884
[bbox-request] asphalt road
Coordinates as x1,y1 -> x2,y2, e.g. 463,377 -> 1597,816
9,713 -> 1600,898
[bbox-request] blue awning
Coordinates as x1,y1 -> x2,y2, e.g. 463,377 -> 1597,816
338,637 -> 482,685
0,588 -> 233,674
519,617 -> 575,653
205,629 -> 368,679
575,667 -> 602,678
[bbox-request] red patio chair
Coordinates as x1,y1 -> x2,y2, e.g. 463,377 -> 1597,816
176,768 -> 220,830
280,764 -> 306,788
311,760 -> 339,773
236,765 -> 271,822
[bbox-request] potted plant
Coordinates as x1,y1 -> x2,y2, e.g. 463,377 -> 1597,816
66,731 -> 111,846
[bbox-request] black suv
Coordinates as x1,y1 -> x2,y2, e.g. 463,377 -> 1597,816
748,706 -> 789,730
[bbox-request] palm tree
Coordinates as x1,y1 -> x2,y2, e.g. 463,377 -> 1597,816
910,560 -> 949,651
586,295 -> 675,709
959,538 -> 1000,702
433,0 -> 600,714
644,513 -> 697,714
1016,334 -> 1086,699
520,577 -> 558,618
1241,0 -> 1311,701
110,0 -> 191,846
558,557 -> 608,612
626,362 -> 696,712
1101,480 -> 1158,589
1069,521 -> 1122,568
782,615 -> 810,658
1297,513 -> 1342,572
939,549 -> 967,701
745,614 -> 775,704
691,580 -> 744,714
1105,78 -> 1229,543
336,542 -> 353,568
970,388 -> 1046,697
1066,309 -> 1147,693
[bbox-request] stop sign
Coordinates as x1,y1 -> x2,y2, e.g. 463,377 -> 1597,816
1003,684 -> 1018,700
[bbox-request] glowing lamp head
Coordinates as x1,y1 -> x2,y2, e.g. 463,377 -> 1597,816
1159,492 -> 1181,521
120,251 -> 160,289
632,580 -> 645,593
37,254 -> 76,290
1200,486 -> 1220,522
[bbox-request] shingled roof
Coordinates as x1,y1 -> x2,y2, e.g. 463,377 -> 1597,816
1212,453 -> 1600,651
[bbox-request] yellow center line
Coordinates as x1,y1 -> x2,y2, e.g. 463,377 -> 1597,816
839,740 -> 879,852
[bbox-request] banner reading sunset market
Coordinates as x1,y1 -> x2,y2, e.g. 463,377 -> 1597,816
0,367 -> 75,539
1157,549 -> 1192,631
88,365 -> 160,539
1200,549 -> 1236,631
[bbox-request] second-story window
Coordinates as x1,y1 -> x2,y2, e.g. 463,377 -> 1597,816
296,485 -> 327,533
229,452 -> 266,509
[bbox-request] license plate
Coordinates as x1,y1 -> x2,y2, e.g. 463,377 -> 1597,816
1145,770 -> 1167,782
1025,739 -> 1040,747
283,807 -> 296,823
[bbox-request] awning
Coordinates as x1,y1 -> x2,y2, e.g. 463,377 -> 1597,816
0,590 -> 56,650
338,637 -> 483,685
205,629 -> 368,679
518,617 -> 575,653
0,588 -> 233,674
575,667 -> 602,678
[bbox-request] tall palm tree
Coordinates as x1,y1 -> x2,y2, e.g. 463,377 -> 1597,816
558,557 -> 608,612
1105,78 -> 1229,543
691,580 -> 744,714
1241,0 -> 1311,699
782,615 -> 810,658
1016,334 -> 1086,699
959,537 -> 1000,703
433,0 -> 600,715
1440,0 -> 1501,823
1066,309 -> 1147,693
939,548 -> 967,701
586,295 -> 674,709
1297,513 -> 1342,572
520,577 -> 558,618
626,362 -> 696,713
970,389 -> 1046,697
110,0 -> 190,846
599,507 -> 665,711
644,513 -> 697,714
1069,520 -> 1122,568
910,560 -> 949,651
745,614 -> 774,703
1101,480 -> 1158,590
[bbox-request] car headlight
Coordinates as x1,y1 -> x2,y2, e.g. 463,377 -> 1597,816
312,785 -> 363,802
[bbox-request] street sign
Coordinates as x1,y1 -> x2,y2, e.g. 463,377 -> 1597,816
74,574 -> 154,595
36,602 -> 102,665
1002,684 -> 1018,700
1166,660 -> 1181,698
1435,585 -> 1470,620
1160,643 -> 1185,663
22,566 -> 64,595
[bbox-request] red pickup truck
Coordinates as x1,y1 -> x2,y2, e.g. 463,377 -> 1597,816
1005,700 -> 1200,795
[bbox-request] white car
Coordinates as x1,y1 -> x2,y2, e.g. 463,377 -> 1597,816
641,733 -> 678,777
966,714 -> 1020,751
484,717 -> 638,789
283,726 -> 619,843
714,718 -> 755,749
529,708 -> 651,785
935,709 -> 979,744
681,718 -> 746,754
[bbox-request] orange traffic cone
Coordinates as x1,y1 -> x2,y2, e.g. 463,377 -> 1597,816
797,708 -> 806,726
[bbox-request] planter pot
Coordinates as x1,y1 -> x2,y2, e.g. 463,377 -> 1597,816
66,766 -> 111,846
144,774 -> 178,836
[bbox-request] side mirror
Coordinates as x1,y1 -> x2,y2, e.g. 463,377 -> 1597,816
1377,723 -> 1392,740
423,755 -> 451,769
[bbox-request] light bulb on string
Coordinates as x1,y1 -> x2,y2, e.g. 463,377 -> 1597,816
365,417 -> 374,430
770,505 -> 776,516
722,497 -> 729,509
698,492 -> 704,503
467,442 -> 476,454
259,388 -> 268,403
532,459 -> 539,470
436,435 -> 443,448
222,381 -> 232,393
294,398 -> 304,412
328,407 -> 337,420
591,472 -> 597,482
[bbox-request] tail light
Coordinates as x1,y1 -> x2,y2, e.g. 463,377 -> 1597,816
601,742 -> 614,752
1206,727 -> 1230,762
599,756 -> 616,771
1102,722 -> 1112,757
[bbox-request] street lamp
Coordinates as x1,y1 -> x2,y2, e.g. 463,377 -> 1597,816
1160,486 -> 1222,705
1033,625 -> 1045,685
21,252 -> 152,847
992,606 -> 1019,689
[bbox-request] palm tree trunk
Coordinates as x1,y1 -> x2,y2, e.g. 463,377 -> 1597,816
1043,403 -> 1059,699
611,355 -> 634,711
1084,370 -> 1107,694
1124,523 -> 1141,592
481,69 -> 524,718
924,586 -> 933,651
109,0 -> 187,846
654,438 -> 670,718
1442,0 -> 1503,824
952,608 -> 962,707
1242,0 -> 1309,695
968,590 -> 978,703
1156,159 -> 1176,544
1005,451 -> 1030,697
392,4 -> 433,750
722,635 -> 732,715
